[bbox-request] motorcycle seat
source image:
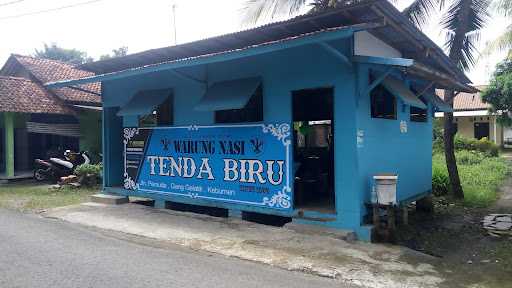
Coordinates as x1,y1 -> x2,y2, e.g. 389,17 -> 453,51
49,158 -> 74,169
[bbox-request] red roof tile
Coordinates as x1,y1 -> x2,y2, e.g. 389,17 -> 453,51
12,55 -> 101,105
437,86 -> 490,111
0,76 -> 74,115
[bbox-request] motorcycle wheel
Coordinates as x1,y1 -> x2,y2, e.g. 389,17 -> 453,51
34,169 -> 47,182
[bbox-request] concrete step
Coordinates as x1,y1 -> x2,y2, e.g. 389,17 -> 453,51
90,194 -> 129,205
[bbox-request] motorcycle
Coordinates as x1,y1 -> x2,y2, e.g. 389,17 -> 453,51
34,150 -> 91,182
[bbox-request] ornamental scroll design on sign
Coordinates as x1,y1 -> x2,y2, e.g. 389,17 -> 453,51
262,188 -> 292,209
124,176 -> 137,190
123,128 -> 139,144
262,124 -> 291,146
261,123 -> 292,209
123,128 -> 140,190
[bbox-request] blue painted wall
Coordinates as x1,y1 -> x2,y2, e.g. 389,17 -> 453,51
355,64 -> 433,208
101,38 -> 433,238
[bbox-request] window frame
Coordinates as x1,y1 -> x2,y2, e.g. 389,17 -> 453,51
409,95 -> 428,123
370,83 -> 397,120
138,94 -> 174,127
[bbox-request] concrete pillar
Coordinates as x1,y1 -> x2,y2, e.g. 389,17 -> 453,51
4,112 -> 14,178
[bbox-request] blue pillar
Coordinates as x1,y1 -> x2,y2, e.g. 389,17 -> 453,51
102,107 -> 123,189
333,66 -> 372,241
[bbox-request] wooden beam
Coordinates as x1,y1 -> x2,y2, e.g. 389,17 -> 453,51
362,67 -> 393,97
370,5 -> 424,51
352,55 -> 414,67
169,70 -> 206,86
319,42 -> 352,67
66,85 -> 101,96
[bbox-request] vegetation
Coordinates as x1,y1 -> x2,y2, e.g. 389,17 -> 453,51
432,145 -> 509,207
481,58 -> 512,125
34,43 -> 93,65
484,0 -> 512,55
0,183 -> 97,212
434,134 -> 500,156
34,43 -> 128,64
74,163 -> 103,188
99,46 -> 128,61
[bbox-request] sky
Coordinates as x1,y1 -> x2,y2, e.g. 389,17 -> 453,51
0,0 -> 509,85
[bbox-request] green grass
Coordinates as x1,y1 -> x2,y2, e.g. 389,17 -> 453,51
0,183 -> 98,211
432,151 -> 510,207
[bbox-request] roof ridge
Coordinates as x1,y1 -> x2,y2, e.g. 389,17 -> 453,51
12,53 -> 80,67
0,75 -> 33,81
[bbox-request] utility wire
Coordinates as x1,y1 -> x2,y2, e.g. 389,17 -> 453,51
0,0 -> 24,7
0,0 -> 103,20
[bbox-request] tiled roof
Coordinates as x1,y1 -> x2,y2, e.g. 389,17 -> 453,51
0,76 -> 74,115
437,86 -> 490,111
12,55 -> 101,105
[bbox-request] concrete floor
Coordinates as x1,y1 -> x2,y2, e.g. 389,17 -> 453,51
0,170 -> 33,181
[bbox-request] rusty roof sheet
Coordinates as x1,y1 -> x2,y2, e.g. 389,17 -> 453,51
78,0 -> 470,86
0,76 -> 75,115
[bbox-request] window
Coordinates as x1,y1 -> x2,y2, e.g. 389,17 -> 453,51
370,84 -> 396,120
410,96 -> 428,122
215,85 -> 263,123
139,95 -> 174,127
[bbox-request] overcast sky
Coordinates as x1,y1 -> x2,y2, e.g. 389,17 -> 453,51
0,0 -> 508,85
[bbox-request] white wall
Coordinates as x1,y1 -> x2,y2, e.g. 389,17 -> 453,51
354,31 -> 402,58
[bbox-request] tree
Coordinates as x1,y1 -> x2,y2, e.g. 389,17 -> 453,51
243,0 -> 490,199
99,46 -> 128,61
483,0 -> 512,55
34,43 -> 93,65
481,58 -> 512,126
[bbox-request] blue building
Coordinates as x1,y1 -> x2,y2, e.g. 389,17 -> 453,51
47,1 -> 475,240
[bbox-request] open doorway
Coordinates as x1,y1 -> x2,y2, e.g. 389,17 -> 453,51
292,88 -> 335,214
474,122 -> 490,140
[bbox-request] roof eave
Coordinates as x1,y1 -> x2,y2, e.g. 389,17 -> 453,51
408,62 -> 477,93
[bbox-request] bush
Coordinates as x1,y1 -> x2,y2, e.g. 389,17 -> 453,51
456,150 -> 485,165
450,135 -> 500,157
75,163 -> 102,187
475,137 -> 500,156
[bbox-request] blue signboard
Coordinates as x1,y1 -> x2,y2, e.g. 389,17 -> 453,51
123,123 -> 293,211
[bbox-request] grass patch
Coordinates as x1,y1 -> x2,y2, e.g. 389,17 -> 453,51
432,151 -> 510,207
0,182 -> 98,211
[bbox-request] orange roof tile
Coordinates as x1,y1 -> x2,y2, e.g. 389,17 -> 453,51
12,55 -> 101,105
0,76 -> 74,115
437,86 -> 490,111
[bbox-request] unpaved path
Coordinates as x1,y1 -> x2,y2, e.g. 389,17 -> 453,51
495,152 -> 512,210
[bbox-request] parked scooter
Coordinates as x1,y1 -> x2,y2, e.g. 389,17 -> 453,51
34,150 -> 91,182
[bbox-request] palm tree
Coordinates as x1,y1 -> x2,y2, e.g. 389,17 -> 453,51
484,0 -> 512,55
244,0 -> 490,199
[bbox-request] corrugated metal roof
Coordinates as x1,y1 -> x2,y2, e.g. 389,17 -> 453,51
78,0 -> 470,85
